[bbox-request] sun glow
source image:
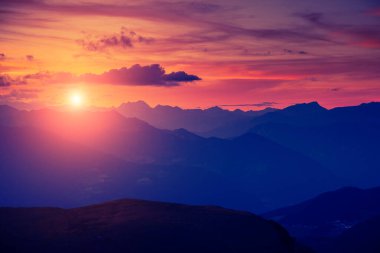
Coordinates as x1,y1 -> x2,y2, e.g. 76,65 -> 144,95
69,92 -> 84,108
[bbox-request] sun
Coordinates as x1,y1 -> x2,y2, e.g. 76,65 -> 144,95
69,92 -> 84,108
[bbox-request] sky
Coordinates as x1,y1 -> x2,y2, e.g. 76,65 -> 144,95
0,0 -> 380,110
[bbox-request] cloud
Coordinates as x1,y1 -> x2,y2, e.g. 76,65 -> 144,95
26,55 -> 34,61
184,2 -> 220,13
24,71 -> 75,84
0,75 -> 11,87
245,56 -> 380,80
163,25 -> 333,50
0,0 -> 332,46
0,74 -> 27,86
0,53 -> 5,60
77,27 -> 154,52
297,12 -> 324,25
14,64 -> 201,87
81,64 -> 201,86
367,7 -> 380,16
0,89 -> 38,99
0,0 -> 346,57
163,71 -> 201,82
207,21 -> 333,44
298,11 -> 380,49
0,0 -> 221,22
283,49 -> 308,55
214,79 -> 286,92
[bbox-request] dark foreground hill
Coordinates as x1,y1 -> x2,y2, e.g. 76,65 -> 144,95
0,199 -> 311,253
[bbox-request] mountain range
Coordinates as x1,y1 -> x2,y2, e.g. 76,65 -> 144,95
1,101 -> 380,211
1,101 -> 380,252
250,102 -> 380,187
0,105 -> 335,212
116,101 -> 276,136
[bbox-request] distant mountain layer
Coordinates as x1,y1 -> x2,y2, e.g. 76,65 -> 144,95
264,186 -> 380,253
264,186 -> 380,238
1,101 -> 379,211
116,101 -> 276,136
250,102 -> 380,187
324,215 -> 380,253
0,199 -> 311,253
0,107 -> 335,212
0,125 -> 264,210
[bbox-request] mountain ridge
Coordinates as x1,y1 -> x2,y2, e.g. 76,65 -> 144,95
0,106 -> 337,212
0,198 -> 312,253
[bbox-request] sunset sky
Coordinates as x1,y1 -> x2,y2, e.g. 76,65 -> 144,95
1,0 -> 380,109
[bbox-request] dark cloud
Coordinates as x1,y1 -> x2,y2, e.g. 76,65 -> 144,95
1,0 -> 41,6
348,28 -> 380,48
161,23 -> 333,52
185,2 -> 220,13
26,55 -> 34,61
244,56 -> 380,80
0,74 -> 27,86
298,11 -> 380,49
77,27 -> 154,52
297,12 -> 324,25
0,0 -> 339,49
370,8 -> 380,16
219,102 -> 278,107
0,89 -> 38,100
209,21 -> 333,44
24,71 -> 75,84
283,49 -> 308,55
0,53 -> 5,60
163,71 -> 201,82
12,64 -> 201,87
0,75 -> 11,87
81,64 -> 201,86
0,0 -> 221,22
0,0 -> 332,46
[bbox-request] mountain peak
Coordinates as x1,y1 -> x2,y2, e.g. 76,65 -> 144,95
119,101 -> 151,110
205,106 -> 224,112
154,104 -> 181,110
284,101 -> 326,113
358,101 -> 380,110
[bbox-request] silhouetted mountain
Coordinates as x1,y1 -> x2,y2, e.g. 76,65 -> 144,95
0,106 -> 336,212
0,199 -> 312,253
323,215 -> 380,253
116,101 -> 276,136
264,186 -> 380,238
209,101 -> 380,138
0,125 -> 266,210
250,102 -> 380,187
252,101 -> 380,128
202,102 -> 329,138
